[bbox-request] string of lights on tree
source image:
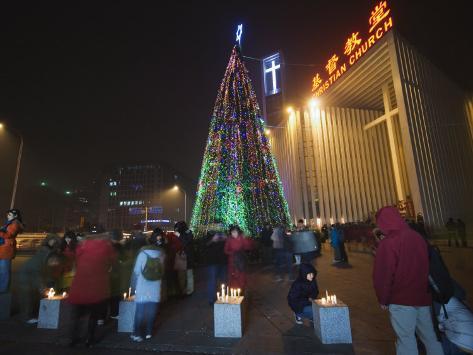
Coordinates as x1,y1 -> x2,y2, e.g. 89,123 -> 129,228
190,42 -> 291,236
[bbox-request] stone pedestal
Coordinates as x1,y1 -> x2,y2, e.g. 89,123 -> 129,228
214,296 -> 245,338
118,299 -> 136,333
312,299 -> 352,344
0,293 -> 11,320
37,297 -> 70,329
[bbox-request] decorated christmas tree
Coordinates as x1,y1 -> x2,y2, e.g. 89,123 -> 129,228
190,43 -> 291,236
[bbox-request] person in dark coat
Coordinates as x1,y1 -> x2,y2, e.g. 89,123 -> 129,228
205,230 -> 227,305
259,223 -> 273,264
287,263 -> 318,324
174,221 -> 195,296
0,209 -> 24,293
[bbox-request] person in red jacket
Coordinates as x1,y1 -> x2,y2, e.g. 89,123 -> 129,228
373,206 -> 443,355
224,225 -> 254,292
67,229 -> 117,347
0,209 -> 24,293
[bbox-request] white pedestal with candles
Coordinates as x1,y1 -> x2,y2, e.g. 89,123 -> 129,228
214,284 -> 245,338
38,288 -> 71,329
118,288 -> 136,333
312,290 -> 352,344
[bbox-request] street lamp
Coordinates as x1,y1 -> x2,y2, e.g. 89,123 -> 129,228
0,123 -> 24,209
173,185 -> 187,222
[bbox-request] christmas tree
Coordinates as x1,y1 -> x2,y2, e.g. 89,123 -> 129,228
190,44 -> 291,236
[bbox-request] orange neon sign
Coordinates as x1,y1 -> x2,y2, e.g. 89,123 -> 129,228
311,0 -> 393,97
369,1 -> 391,33
344,32 -> 362,56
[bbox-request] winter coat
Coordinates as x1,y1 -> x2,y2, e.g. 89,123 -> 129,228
17,246 -> 56,289
206,233 -> 227,265
373,206 -> 431,306
260,228 -> 273,247
224,235 -> 254,289
130,246 -> 165,303
178,230 -> 195,269
68,237 -> 117,305
330,228 -> 342,247
287,263 -> 319,313
0,219 -> 24,259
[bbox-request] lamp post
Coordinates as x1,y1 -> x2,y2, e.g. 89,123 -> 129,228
173,185 -> 187,222
0,123 -> 24,209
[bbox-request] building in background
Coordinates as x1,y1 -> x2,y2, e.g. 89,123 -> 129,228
98,162 -> 194,231
269,3 -> 473,229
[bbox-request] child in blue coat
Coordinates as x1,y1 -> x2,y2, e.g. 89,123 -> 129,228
287,263 -> 319,324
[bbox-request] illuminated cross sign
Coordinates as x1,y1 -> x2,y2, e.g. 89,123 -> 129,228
263,53 -> 282,96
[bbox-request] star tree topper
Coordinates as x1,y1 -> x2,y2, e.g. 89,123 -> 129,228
235,24 -> 243,46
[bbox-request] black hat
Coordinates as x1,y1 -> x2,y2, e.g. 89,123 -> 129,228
7,209 -> 22,222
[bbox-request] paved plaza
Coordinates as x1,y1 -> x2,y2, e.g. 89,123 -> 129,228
1,243 -> 472,354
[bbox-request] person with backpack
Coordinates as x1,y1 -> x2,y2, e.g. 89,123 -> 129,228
373,206 -> 444,355
129,230 -> 165,342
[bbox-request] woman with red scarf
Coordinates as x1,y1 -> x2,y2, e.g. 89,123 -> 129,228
224,225 -> 254,291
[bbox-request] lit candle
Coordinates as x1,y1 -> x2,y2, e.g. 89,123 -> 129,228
221,284 -> 225,298
47,288 -> 55,299
334,295 -> 337,304
321,297 -> 326,304
217,292 -> 220,301
62,292 -> 67,298
129,287 -> 132,298
227,286 -> 229,298
326,290 -> 329,300
123,292 -> 127,300
237,288 -> 241,297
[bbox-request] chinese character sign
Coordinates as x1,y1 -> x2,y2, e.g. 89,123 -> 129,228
369,1 -> 390,33
325,54 -> 339,75
344,32 -> 362,56
311,0 -> 393,97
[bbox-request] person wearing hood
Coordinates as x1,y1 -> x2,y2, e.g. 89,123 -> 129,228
67,229 -> 117,347
0,209 -> 24,293
287,263 -> 319,325
373,206 -> 443,355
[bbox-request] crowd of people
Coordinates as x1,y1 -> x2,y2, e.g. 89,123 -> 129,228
1,206 -> 472,354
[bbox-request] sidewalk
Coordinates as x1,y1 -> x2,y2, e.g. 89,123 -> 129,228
0,245 -> 402,354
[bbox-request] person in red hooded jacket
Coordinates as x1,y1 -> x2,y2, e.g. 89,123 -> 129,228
67,229 -> 117,347
0,209 -> 24,293
373,206 -> 443,355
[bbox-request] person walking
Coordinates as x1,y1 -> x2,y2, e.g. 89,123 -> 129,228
0,209 -> 24,293
272,225 -> 292,282
373,206 -> 444,355
130,231 -> 165,342
224,225 -> 254,292
67,229 -> 117,347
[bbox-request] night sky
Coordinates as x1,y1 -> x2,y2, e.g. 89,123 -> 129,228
0,0 -> 471,212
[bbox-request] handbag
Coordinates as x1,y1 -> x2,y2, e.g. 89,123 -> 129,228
174,251 -> 187,271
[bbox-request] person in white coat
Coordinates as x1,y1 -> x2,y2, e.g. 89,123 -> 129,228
130,229 -> 166,342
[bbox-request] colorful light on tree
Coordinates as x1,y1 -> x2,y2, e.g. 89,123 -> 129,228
190,45 -> 291,236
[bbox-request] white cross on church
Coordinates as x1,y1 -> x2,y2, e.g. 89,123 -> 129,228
364,84 -> 404,201
265,60 -> 280,95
